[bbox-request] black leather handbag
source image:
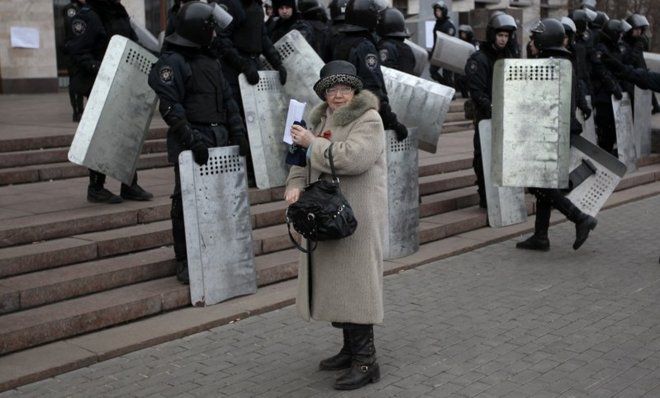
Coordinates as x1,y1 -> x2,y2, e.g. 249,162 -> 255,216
286,143 -> 358,253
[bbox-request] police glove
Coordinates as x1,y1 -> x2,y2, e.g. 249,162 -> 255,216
243,63 -> 260,85
232,133 -> 250,157
580,106 -> 592,121
393,122 -> 408,142
278,65 -> 288,85
612,87 -> 623,101
190,138 -> 209,166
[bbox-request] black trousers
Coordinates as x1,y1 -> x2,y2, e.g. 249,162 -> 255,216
472,122 -> 486,205
594,101 -> 616,154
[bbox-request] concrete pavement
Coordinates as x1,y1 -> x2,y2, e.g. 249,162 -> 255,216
2,195 -> 659,398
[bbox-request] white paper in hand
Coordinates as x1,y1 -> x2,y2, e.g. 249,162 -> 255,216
283,99 -> 306,144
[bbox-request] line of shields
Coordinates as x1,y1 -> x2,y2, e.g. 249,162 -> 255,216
65,32 -> 456,306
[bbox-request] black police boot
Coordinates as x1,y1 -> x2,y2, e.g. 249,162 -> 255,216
516,199 -> 550,251
120,175 -> 153,201
176,260 -> 189,284
552,194 -> 597,250
319,328 -> 352,371
334,325 -> 380,390
87,170 -> 122,204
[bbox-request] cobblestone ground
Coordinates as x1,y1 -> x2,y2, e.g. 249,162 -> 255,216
3,196 -> 660,398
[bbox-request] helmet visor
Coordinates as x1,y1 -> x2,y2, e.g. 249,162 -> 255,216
211,3 -> 233,30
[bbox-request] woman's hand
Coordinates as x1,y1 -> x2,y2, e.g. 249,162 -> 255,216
285,188 -> 302,204
291,124 -> 315,148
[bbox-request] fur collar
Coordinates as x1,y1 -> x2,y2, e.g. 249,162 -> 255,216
309,90 -> 380,127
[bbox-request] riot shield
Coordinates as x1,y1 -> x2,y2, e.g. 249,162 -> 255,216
644,52 -> 660,73
130,20 -> 160,53
566,135 -> 627,217
68,35 -> 158,185
382,66 -> 455,153
384,129 -> 419,259
430,31 -> 476,75
478,120 -> 527,228
239,71 -> 289,189
273,30 -> 324,111
404,39 -> 429,77
491,58 -> 572,189
179,146 -> 257,306
577,95 -> 597,145
634,86 -> 652,157
612,93 -> 637,172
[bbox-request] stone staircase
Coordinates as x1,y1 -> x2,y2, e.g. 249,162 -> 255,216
0,100 -> 659,363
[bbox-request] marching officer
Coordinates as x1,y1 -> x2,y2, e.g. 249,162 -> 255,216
376,8 -> 415,75
516,19 -> 598,252
332,0 -> 408,141
429,1 -> 456,86
464,12 -> 518,209
148,2 -> 250,284
65,0 -> 153,204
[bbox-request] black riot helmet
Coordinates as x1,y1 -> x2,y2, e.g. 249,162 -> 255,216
377,8 -> 409,38
342,0 -> 388,32
626,14 -> 650,30
329,0 -> 349,22
561,16 -> 576,41
531,18 -> 569,55
580,0 -> 596,10
432,1 -> 448,17
298,0 -> 327,19
591,11 -> 609,29
486,13 -> 517,43
570,9 -> 592,34
165,2 -> 233,48
601,19 -> 626,45
458,24 -> 474,41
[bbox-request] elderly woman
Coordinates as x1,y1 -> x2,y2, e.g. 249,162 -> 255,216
284,60 -> 387,390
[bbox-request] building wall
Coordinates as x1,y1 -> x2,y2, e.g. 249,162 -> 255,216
0,0 -> 59,93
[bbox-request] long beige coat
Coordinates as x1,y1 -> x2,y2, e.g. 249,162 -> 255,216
286,90 -> 387,325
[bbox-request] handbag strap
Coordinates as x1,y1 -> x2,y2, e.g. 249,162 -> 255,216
328,143 -> 339,183
285,209 -> 318,253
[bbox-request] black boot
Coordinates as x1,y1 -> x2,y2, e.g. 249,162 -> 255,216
517,198 -> 550,251
120,174 -> 153,201
550,192 -> 597,250
334,325 -> 380,390
319,329 -> 352,371
176,260 -> 189,284
87,170 -> 122,204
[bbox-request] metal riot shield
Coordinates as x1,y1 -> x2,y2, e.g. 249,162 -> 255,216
634,86 -> 652,157
492,58 -> 572,189
644,52 -> 660,73
612,93 -> 637,172
68,35 -> 158,185
382,66 -> 455,153
239,71 -> 289,189
478,120 -> 527,228
130,20 -> 160,53
577,95 -> 597,145
566,135 -> 627,217
430,31 -> 476,75
273,30 -> 324,110
404,39 -> 429,77
179,146 -> 257,306
384,129 -> 419,259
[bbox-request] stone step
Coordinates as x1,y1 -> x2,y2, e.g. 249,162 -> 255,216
0,155 -> 477,248
0,170 -> 479,278
0,139 -> 167,169
442,120 -> 473,134
0,153 -> 170,186
0,128 -> 168,153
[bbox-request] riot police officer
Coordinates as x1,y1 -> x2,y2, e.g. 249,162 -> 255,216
622,14 -> 659,113
562,16 -> 592,122
591,19 -> 628,154
65,0 -> 153,203
454,24 -> 477,98
293,0 -> 332,61
464,12 -> 518,208
62,0 -> 86,122
517,19 -> 597,252
376,8 -> 415,75
429,1 -> 456,86
571,9 -> 595,98
267,0 -> 300,43
328,0 -> 348,38
149,2 -> 249,284
332,0 -> 408,141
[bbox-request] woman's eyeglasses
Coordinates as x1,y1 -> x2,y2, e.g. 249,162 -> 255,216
325,86 -> 354,96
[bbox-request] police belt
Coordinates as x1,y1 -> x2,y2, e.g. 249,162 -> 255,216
190,122 -> 223,127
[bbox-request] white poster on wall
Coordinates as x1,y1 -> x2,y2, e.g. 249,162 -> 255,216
10,26 -> 40,49
425,20 -> 435,49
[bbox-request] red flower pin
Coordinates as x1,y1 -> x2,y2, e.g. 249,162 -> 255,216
321,130 -> 332,139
